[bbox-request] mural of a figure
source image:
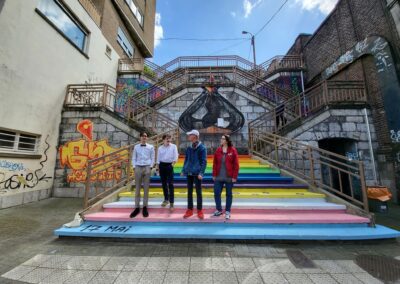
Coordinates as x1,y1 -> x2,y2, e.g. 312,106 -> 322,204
179,86 -> 245,134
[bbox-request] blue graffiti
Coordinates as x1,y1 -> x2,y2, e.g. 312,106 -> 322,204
0,160 -> 25,171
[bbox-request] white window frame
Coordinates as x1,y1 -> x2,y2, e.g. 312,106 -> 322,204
117,27 -> 134,58
0,129 -> 40,154
124,0 -> 144,27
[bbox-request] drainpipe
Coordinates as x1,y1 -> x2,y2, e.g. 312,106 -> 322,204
300,70 -> 306,116
364,108 -> 378,184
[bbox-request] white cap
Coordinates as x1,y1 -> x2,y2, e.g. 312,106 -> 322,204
186,129 -> 200,137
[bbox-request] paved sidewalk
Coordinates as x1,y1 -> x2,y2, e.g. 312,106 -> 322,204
0,198 -> 399,283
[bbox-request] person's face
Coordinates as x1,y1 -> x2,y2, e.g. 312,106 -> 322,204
188,134 -> 197,143
164,136 -> 171,145
140,133 -> 148,143
221,136 -> 227,146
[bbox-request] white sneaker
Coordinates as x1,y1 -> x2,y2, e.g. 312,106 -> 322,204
212,210 -> 223,217
225,211 -> 231,220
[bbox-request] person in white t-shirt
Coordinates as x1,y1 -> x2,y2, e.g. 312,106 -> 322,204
156,134 -> 179,212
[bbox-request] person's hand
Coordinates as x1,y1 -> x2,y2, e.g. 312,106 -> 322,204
232,178 -> 237,183
212,176 -> 216,182
198,175 -> 203,180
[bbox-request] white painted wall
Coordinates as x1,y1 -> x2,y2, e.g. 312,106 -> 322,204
0,0 -> 120,200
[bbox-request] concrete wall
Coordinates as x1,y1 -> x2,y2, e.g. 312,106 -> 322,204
0,0 -> 120,207
54,110 -> 139,197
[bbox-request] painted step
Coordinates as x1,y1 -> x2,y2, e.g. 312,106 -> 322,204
148,183 -> 309,189
175,162 -> 267,167
118,197 -> 328,203
54,221 -> 400,240
145,188 -> 310,193
150,176 -> 294,183
104,201 -> 347,210
118,191 -> 325,199
172,168 -> 279,174
84,209 -> 369,224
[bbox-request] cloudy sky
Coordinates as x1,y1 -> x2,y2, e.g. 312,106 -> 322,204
152,0 -> 338,65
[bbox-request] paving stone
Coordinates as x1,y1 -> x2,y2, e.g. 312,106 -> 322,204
330,273 -> 364,284
62,256 -> 110,270
138,271 -> 166,284
253,258 -> 280,273
123,257 -> 150,271
213,271 -> 239,284
307,273 -> 338,284
190,257 -> 212,272
19,267 -> 54,283
231,258 -> 256,272
39,255 -> 73,269
314,260 -> 348,273
22,255 -> 52,267
167,257 -> 190,271
88,270 -> 121,284
189,271 -> 213,284
163,271 -> 189,284
284,273 -> 314,284
63,270 -> 97,284
334,260 -> 365,273
260,272 -> 288,283
1,265 -> 35,281
102,256 -> 132,271
114,271 -> 143,284
145,257 -> 170,271
211,257 -> 234,271
275,259 -> 304,273
236,271 -> 263,284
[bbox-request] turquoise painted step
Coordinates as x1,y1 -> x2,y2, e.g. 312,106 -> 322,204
54,221 -> 400,240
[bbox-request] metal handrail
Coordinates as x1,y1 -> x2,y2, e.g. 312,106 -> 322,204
258,55 -> 304,78
248,130 -> 370,214
83,128 -> 180,209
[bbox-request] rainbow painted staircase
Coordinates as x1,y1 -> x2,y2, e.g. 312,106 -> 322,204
55,155 -> 400,240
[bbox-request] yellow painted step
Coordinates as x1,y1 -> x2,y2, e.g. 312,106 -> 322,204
145,188 -> 309,193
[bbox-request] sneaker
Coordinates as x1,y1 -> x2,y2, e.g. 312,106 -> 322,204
212,210 -> 223,217
169,203 -> 174,212
183,209 -> 193,218
142,206 -> 149,218
130,208 -> 140,218
225,211 -> 231,220
197,210 -> 204,219
161,200 -> 169,207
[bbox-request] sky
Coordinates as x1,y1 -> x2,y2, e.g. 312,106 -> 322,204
151,0 -> 339,65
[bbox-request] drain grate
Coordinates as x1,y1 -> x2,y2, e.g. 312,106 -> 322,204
286,250 -> 316,268
355,254 -> 400,283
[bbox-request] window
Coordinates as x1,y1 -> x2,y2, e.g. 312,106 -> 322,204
0,129 -> 40,153
117,27 -> 134,58
124,0 -> 144,26
37,0 -> 88,53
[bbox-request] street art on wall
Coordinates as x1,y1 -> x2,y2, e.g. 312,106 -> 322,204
322,36 -> 400,137
179,86 -> 245,134
0,136 -> 52,191
115,78 -> 164,116
59,120 -> 122,183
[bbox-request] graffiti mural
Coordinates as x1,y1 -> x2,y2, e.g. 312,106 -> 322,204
179,86 -> 245,134
0,136 -> 52,191
59,120 -> 124,183
322,36 -> 400,136
115,78 -> 164,116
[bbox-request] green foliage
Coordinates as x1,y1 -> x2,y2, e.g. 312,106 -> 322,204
143,65 -> 156,78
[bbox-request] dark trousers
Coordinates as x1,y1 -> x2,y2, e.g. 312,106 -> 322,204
187,175 -> 202,210
159,162 -> 174,204
214,181 -> 234,212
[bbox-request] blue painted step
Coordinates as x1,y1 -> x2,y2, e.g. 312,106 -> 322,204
151,176 -> 294,183
55,221 -> 400,240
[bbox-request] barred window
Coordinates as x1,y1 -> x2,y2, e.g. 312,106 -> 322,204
0,129 -> 40,153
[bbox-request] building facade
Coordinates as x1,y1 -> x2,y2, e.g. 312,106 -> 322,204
0,0 -> 155,208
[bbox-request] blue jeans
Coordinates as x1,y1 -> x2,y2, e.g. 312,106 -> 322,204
214,181 -> 233,212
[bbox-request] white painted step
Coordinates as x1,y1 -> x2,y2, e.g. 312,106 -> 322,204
104,200 -> 346,210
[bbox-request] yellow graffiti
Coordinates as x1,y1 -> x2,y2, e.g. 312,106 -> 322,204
59,139 -> 129,183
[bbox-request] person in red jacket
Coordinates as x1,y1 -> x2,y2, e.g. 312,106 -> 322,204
212,135 -> 239,219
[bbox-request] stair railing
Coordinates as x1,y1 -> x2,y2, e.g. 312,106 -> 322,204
83,128 -> 180,209
248,130 -> 370,213
258,55 -> 304,78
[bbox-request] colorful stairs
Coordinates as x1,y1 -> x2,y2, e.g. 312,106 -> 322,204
55,155 -> 400,240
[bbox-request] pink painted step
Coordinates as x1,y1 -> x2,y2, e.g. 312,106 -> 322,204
84,208 -> 369,224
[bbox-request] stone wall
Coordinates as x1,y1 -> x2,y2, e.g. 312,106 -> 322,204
53,110 -> 139,198
155,87 -> 270,154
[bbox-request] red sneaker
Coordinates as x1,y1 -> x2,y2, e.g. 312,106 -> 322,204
197,210 -> 204,219
183,209 -> 193,218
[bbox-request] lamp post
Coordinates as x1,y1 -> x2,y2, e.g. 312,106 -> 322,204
242,31 -> 257,90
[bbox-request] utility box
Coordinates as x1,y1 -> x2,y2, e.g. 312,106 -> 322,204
367,186 -> 392,214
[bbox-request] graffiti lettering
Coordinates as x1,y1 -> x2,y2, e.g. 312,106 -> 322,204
105,225 -> 132,233
0,160 -> 25,171
390,130 -> 400,143
345,152 -> 359,161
